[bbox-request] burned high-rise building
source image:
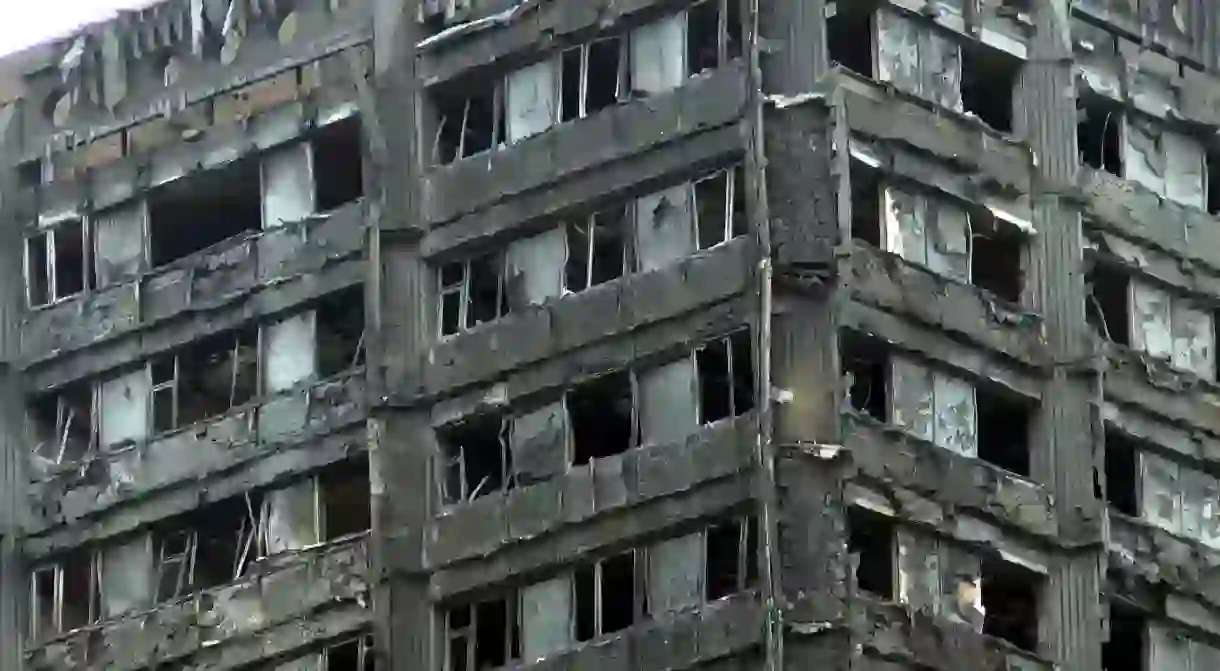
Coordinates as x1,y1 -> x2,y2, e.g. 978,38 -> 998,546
0,1 -> 1218,670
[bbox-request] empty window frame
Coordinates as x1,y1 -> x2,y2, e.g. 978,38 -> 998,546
29,551 -> 99,640
437,252 -> 510,337
687,0 -> 743,75
1103,430 -> 1139,517
1102,607 -> 1145,671
847,506 -> 896,599
827,0 -> 878,77
30,384 -> 95,466
320,457 -> 372,541
694,166 -> 748,250
705,515 -> 759,600
313,117 -> 365,212
1085,260 -> 1130,345
439,415 -> 512,504
154,495 -> 261,602
574,550 -> 642,642
317,287 -> 367,377
445,594 -> 520,671
696,329 -> 755,425
960,44 -> 1020,134
565,203 -> 630,293
840,330 -> 890,422
148,158 -> 262,267
26,218 -> 91,308
1078,95 -> 1124,177
149,327 -> 259,434
431,83 -> 505,165
981,558 -> 1041,652
560,37 -> 627,122
568,371 -> 637,465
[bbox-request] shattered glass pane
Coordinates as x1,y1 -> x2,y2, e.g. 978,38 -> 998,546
1141,452 -> 1182,535
897,529 -> 940,614
1170,300 -> 1214,379
890,357 -> 934,442
884,186 -> 927,267
926,199 -> 971,284
933,372 -> 977,458
1130,281 -> 1173,362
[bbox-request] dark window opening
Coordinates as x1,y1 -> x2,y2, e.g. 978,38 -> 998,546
575,551 -> 638,642
26,232 -> 50,307
696,167 -> 748,249
689,0 -> 722,75
431,83 -> 503,165
313,118 -> 365,212
317,288 -> 366,377
53,222 -> 87,299
841,331 -> 889,421
1079,96 -> 1124,177
960,45 -> 1020,133
59,551 -> 96,633
982,558 -> 1041,652
971,215 -> 1024,303
827,0 -> 876,77
851,164 -> 883,247
848,506 -> 895,599
154,493 -> 261,602
562,38 -> 624,122
19,159 -> 42,189
1103,431 -> 1139,517
1085,261 -> 1130,345
325,636 -> 375,671
155,326 -> 258,434
26,219 -> 91,308
706,515 -> 759,600
31,567 -> 55,639
437,253 -> 508,337
30,384 -> 93,466
440,415 -> 510,504
320,456 -> 372,541
148,158 -> 261,267
998,0 -> 1033,14
697,330 -> 755,424
446,595 -> 520,671
1208,149 -> 1220,215
569,371 -> 635,465
1102,607 -> 1145,671
976,387 -> 1032,476
565,205 -> 629,293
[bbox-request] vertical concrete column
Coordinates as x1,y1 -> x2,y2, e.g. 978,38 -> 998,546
1015,2 -> 1104,669
370,1 -> 431,671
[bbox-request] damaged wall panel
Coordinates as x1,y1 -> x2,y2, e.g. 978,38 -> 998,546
505,58 -> 560,143
883,185 -> 971,284
261,140 -> 316,229
1129,280 -> 1215,379
876,9 -> 962,111
630,12 -> 687,96
93,201 -> 146,288
889,356 -> 977,458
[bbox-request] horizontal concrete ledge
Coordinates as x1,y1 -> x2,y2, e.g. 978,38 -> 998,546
424,464 -> 755,599
847,242 -> 1049,370
423,62 -> 748,226
425,413 -> 755,572
405,237 -> 756,403
22,200 -> 364,377
859,599 -> 1051,671
1102,401 -> 1220,472
839,75 -> 1032,196
1108,513 -> 1220,617
844,415 -> 1062,543
421,125 -> 743,261
26,538 -> 369,671
508,592 -> 761,671
28,370 -> 365,535
841,300 -> 1044,401
180,604 -> 370,671
1104,346 -> 1220,440
1085,230 -> 1220,307
26,423 -> 367,559
419,0 -> 690,85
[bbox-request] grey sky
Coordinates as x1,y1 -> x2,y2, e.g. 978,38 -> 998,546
0,1 -> 157,56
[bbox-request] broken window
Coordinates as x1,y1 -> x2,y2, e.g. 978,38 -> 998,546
976,385 -> 1033,477
440,414 -> 512,504
26,218 -> 91,308
150,326 -> 259,434
827,0 -> 877,76
1128,281 -> 1216,379
981,558 -> 1041,652
154,494 -> 260,602
1124,117 -> 1206,210
630,13 -> 688,95
695,166 -> 748,250
445,594 -> 520,671
1102,607 -> 1144,671
437,252 -> 509,337
841,331 -> 889,421
560,37 -> 626,122
1208,149 -> 1220,216
1085,261 -> 1130,345
705,515 -> 759,600
30,384 -> 94,466
574,550 -> 640,642
876,11 -> 961,110
568,371 -> 636,465
970,211 -> 1025,303
848,507 -> 895,599
1141,452 -> 1220,549
851,163 -> 883,248
687,0 -> 742,76
431,82 -> 504,165
883,185 -> 971,285
320,457 -> 372,541
890,356 -> 976,458
1103,430 -> 1140,517
696,329 -> 755,425
29,550 -> 99,640
960,44 -> 1020,134
317,287 -> 366,377
313,117 -> 365,212
564,204 -> 630,293
326,635 -> 375,671
1078,96 -> 1124,177
153,529 -> 195,602
148,158 -> 262,267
